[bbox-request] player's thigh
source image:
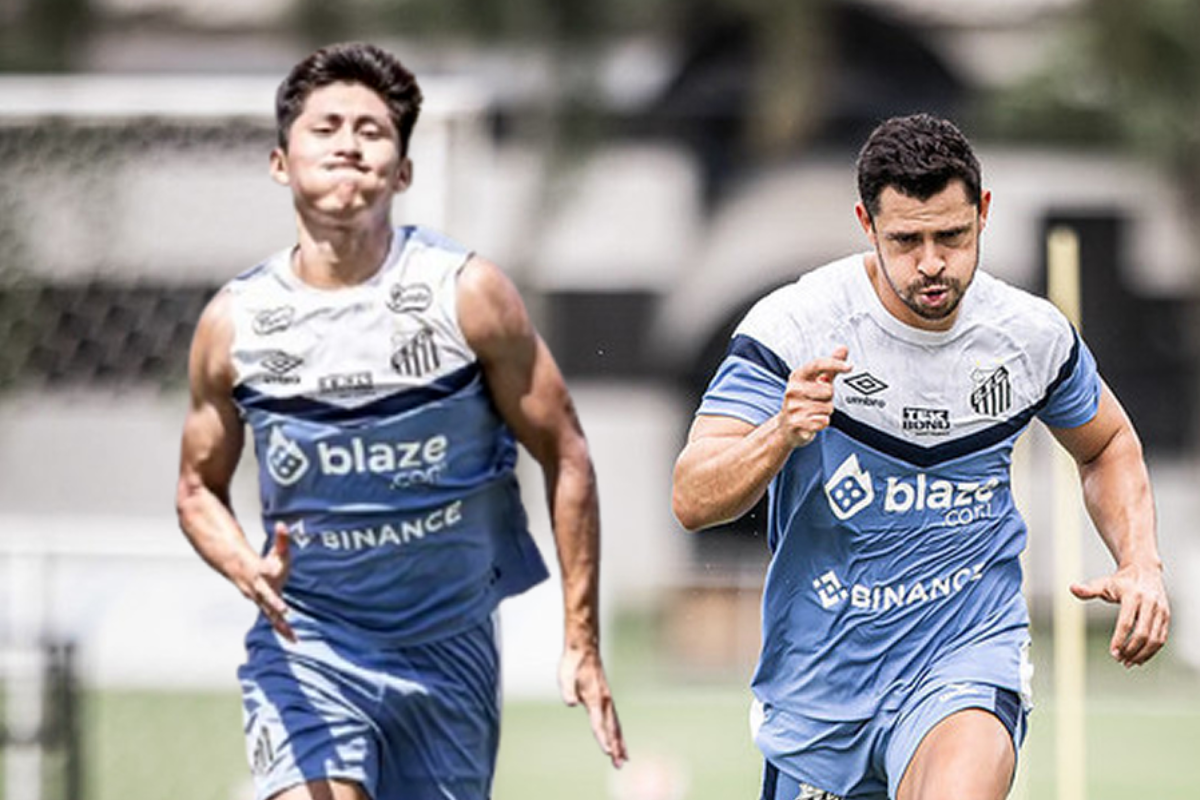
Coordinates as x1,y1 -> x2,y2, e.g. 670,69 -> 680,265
895,708 -> 1014,800
377,616 -> 501,794
269,778 -> 369,800
241,641 -> 383,799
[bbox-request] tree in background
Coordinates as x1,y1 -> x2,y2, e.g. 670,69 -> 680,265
0,0 -> 92,71
985,0 -> 1200,213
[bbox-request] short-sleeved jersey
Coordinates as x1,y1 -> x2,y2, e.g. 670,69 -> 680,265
697,253 -> 1101,726
226,225 -> 548,648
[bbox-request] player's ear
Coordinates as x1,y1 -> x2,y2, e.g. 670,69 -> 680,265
977,189 -> 992,232
854,202 -> 877,244
393,156 -> 413,194
269,147 -> 290,187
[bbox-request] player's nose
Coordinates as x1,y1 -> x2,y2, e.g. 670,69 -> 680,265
916,241 -> 945,276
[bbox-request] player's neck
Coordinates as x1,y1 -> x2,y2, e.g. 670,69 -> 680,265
862,251 -> 961,332
291,221 -> 394,289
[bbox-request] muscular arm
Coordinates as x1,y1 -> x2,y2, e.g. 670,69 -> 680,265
1049,383 -> 1169,665
175,291 -> 294,639
672,414 -> 795,530
457,255 -> 625,767
672,347 -> 852,531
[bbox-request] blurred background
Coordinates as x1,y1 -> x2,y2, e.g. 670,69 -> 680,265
1,0 -> 1199,798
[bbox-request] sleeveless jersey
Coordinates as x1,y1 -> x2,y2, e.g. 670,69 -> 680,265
697,253 -> 1100,726
226,225 -> 548,647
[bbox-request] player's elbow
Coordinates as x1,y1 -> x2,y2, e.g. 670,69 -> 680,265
671,462 -> 702,531
673,499 -> 730,533
672,498 -> 704,533
175,474 -> 202,530
175,469 -> 221,536
671,479 -> 716,533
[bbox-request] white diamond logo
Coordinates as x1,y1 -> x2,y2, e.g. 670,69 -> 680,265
844,372 -> 888,395
265,426 -> 309,486
288,520 -> 312,549
812,570 -> 850,610
824,453 -> 874,520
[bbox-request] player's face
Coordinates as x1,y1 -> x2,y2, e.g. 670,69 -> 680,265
856,180 -> 990,331
270,82 -> 411,226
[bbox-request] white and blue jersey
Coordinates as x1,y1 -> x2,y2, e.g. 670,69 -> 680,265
697,254 -> 1100,765
226,225 -> 549,649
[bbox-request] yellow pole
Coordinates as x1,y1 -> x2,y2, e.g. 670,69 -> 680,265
1047,226 -> 1086,800
1011,429 -> 1033,800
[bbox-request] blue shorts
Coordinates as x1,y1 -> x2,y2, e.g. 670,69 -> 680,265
239,616 -> 501,800
757,681 -> 1026,800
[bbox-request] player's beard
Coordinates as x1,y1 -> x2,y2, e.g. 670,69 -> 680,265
876,244 -> 978,323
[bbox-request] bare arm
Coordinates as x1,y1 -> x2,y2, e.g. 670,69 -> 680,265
672,347 -> 852,531
458,255 -> 626,768
1049,383 -> 1169,666
175,291 -> 295,640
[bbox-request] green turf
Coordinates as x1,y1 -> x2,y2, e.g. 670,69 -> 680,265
496,670 -> 1200,800
495,686 -> 761,799
5,620 -> 1199,799
82,690 -> 249,800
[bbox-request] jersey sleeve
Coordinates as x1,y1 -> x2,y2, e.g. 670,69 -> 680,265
1036,329 -> 1102,428
697,334 -> 789,427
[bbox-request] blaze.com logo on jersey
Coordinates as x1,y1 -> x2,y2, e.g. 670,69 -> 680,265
265,425 -> 448,489
823,453 -> 1000,527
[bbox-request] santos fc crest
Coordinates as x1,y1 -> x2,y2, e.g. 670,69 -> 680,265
970,365 -> 1012,417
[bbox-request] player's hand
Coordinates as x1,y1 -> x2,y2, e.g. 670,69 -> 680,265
559,643 -> 627,768
1070,562 -> 1169,667
241,521 -> 296,642
779,346 -> 853,448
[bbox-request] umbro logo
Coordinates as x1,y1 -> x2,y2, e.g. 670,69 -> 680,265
259,351 -> 303,384
262,351 -> 302,375
844,372 -> 887,395
843,372 -> 887,408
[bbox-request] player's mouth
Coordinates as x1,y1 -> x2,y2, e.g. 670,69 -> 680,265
918,285 -> 950,306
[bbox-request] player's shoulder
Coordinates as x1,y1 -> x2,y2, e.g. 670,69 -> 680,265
738,254 -> 863,345
387,225 -> 476,294
220,247 -> 289,301
760,253 -> 860,305
405,224 -> 470,251
187,284 -> 237,384
969,269 -> 1073,340
967,270 -> 1082,390
403,224 -> 471,257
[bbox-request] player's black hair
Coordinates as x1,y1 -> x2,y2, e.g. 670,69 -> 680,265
275,41 -> 423,155
856,113 -> 981,221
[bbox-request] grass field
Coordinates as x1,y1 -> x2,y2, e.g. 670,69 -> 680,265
6,618 -> 1199,800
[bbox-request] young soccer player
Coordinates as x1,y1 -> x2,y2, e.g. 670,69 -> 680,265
672,113 -> 1169,800
177,41 -> 626,800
